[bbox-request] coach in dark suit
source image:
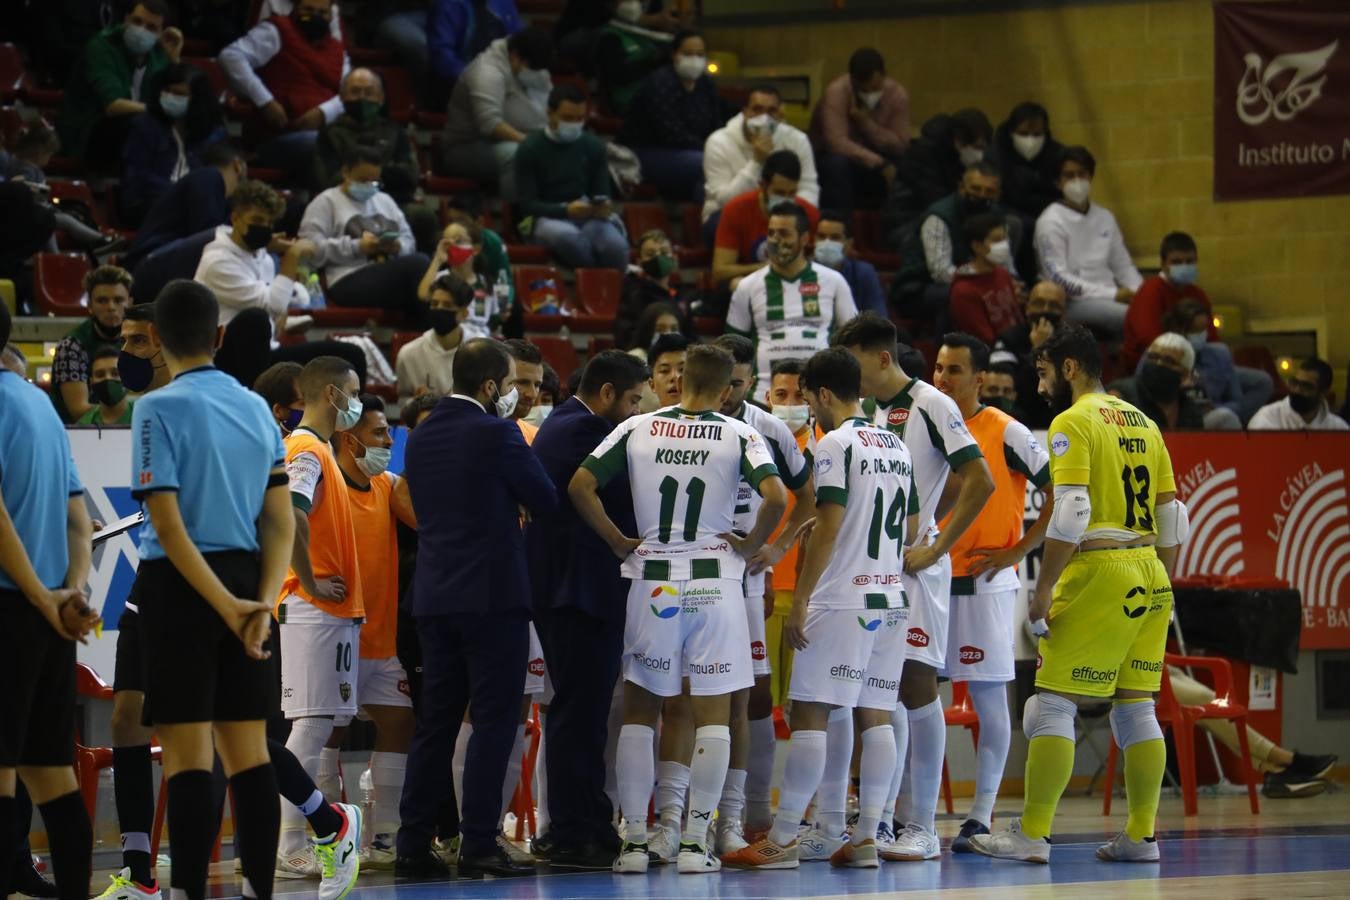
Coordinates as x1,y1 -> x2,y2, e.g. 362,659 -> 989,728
396,338 -> 556,880
527,351 -> 650,869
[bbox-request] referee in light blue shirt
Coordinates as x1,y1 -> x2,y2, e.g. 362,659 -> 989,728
0,301 -> 99,900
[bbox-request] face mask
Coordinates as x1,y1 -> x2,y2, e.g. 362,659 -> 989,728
492,385 -> 519,419
1029,312 -> 1062,329
343,99 -> 381,123
91,379 -> 126,407
1167,263 -> 1198,286
766,238 -> 798,267
518,68 -> 551,92
982,395 -> 1014,414
765,192 -> 795,209
117,351 -> 156,392
960,195 -> 991,216
771,404 -> 810,432
346,181 -> 378,203
160,92 -> 189,119
242,223 -> 272,252
331,387 -> 362,431
1288,392 -> 1320,416
642,253 -> 676,278
813,238 -> 845,269
355,442 -> 392,478
295,14 -> 330,41
958,144 -> 985,167
1012,133 -> 1045,161
429,307 -> 461,336
553,121 -> 584,143
857,89 -> 883,110
745,113 -> 778,136
675,55 -> 707,81
447,243 -> 475,267
1186,331 -> 1208,351
986,239 -> 1013,267
1062,177 -> 1091,206
523,403 -> 553,427
123,24 -> 158,57
282,407 -> 304,433
615,0 -> 643,23
1139,363 -> 1182,404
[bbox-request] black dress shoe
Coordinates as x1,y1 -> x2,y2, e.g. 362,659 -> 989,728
530,829 -> 556,859
395,850 -> 452,879
457,845 -> 537,878
547,842 -> 616,870
592,825 -> 623,854
10,863 -> 58,898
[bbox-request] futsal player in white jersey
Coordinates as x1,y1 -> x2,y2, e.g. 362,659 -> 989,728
727,202 -> 858,402
724,347 -> 919,870
834,313 -> 994,860
570,345 -> 788,875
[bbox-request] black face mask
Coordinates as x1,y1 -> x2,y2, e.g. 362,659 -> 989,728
242,224 -> 272,252
960,195 -> 992,216
429,308 -> 460,336
1139,363 -> 1182,404
982,395 -> 1014,414
117,350 -> 156,393
1288,392 -> 1320,416
294,14 -> 330,41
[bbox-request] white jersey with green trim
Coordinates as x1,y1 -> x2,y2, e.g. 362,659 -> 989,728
810,418 -> 919,610
731,402 -> 811,535
582,406 -> 779,582
864,376 -> 983,537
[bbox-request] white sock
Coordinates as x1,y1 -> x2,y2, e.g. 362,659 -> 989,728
317,747 -> 341,801
967,681 -> 1011,827
897,759 -> 915,826
280,717 -> 333,855
655,760 -> 690,826
718,768 -> 747,821
500,725 -> 527,829
907,699 -> 945,833
883,704 -> 909,825
817,707 -> 852,835
744,716 -> 776,831
768,730 -> 826,847
370,751 -> 407,838
534,714 -> 550,833
452,722 -> 472,819
617,724 -> 656,844
683,726 -> 731,846
856,724 -> 897,846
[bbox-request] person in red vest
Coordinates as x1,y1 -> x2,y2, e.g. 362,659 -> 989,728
220,0 -> 351,179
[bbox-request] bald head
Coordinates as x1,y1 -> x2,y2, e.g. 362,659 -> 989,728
341,68 -> 384,104
1027,280 -> 1067,317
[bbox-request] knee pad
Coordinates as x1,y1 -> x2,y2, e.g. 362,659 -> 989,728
1109,699 -> 1163,750
1021,692 -> 1077,741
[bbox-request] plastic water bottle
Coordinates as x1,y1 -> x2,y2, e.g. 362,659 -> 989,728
358,766 -> 375,849
493,269 -> 512,315
305,271 -> 326,309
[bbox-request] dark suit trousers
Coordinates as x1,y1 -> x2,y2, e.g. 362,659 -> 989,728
537,607 -> 624,846
397,611 -> 528,858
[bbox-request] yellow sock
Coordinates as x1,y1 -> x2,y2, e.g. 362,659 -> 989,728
1020,735 -> 1074,840
1123,738 -> 1166,841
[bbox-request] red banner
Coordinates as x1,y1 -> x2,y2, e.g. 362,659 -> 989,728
1213,1 -> 1350,201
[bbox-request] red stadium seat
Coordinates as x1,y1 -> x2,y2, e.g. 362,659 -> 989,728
49,180 -> 105,228
183,57 -> 228,99
533,336 -> 581,383
940,682 -> 982,816
623,205 -> 671,242
371,66 -> 416,123
34,252 -> 90,317
575,267 -> 622,318
505,244 -> 551,264
389,330 -> 421,365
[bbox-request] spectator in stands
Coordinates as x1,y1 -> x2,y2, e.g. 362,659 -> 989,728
812,211 -> 885,317
253,0 -> 343,38
1249,358 -> 1348,431
1,126 -> 119,254
627,301 -> 692,362
1108,333 -> 1220,431
427,0 -> 524,85
1034,145 -> 1140,332
119,62 -> 227,226
1158,299 -> 1271,425
75,346 -> 134,426
993,279 -> 1065,429
702,85 -> 820,234
614,230 -> 695,349
397,272 -> 476,405
418,219 -> 500,338
0,181 -> 55,312
219,0 -> 351,178
442,27 -> 555,199
555,0 -> 685,74
436,199 -> 518,325
979,360 -> 1020,416
882,107 -> 992,239
620,30 -> 728,202
594,0 -> 675,115
1123,231 -> 1214,369
516,85 -> 630,272
313,68 -> 419,196
893,160 -> 1017,323
949,212 -> 1024,345
810,47 -> 910,214
712,150 -> 821,288
991,101 -> 1063,222
124,141 -> 248,269
51,265 -> 132,423
299,144 -> 431,323
58,0 -> 182,165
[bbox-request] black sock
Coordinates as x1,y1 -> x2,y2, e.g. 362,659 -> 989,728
209,755 -> 229,849
0,795 -> 16,900
231,763 -> 280,900
36,791 -> 92,900
267,738 -> 342,838
112,744 -> 156,885
166,770 -> 215,900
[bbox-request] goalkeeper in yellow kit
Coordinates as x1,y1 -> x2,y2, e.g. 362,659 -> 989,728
971,325 -> 1188,865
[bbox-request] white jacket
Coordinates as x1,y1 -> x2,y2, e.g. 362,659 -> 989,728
194,226 -> 305,330
299,186 -> 415,286
1034,201 -> 1142,303
702,112 -> 819,222
1249,396 -> 1348,431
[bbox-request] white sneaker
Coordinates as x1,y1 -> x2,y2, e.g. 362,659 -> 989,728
313,801 -> 361,900
360,833 -> 397,870
882,823 -> 940,861
797,825 -> 847,861
648,820 -> 680,864
613,841 -> 650,874
1097,831 -> 1160,862
497,831 -> 536,865
677,841 -> 722,873
714,815 -> 749,855
874,820 -> 898,855
275,845 -> 321,879
968,817 -> 1051,864
93,868 -> 162,898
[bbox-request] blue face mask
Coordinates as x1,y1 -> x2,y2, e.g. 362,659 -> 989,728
553,121 -> 584,143
123,23 -> 158,57
346,181 -> 378,203
1187,331 -> 1208,351
1167,263 -> 1198,286
813,239 -> 845,269
160,92 -> 189,119
355,443 -> 391,477
331,388 -> 362,431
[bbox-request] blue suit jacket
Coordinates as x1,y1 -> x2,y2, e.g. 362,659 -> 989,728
405,396 -> 557,616
526,396 -> 635,622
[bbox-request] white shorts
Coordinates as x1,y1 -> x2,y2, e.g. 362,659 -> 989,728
744,569 -> 770,678
358,655 -> 413,709
624,578 -> 753,698
902,552 -> 952,669
524,623 -> 554,702
279,597 -> 361,718
788,606 -> 907,711
943,589 -> 1017,682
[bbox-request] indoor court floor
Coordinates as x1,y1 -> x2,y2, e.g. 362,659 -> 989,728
147,790 -> 1350,899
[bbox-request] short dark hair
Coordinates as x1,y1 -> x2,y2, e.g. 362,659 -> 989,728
84,264 -> 133,296
540,363 -> 560,399
1300,357 -> 1334,391
1159,231 -> 1197,260
683,344 -> 734,395
770,358 -> 805,379
137,0 -> 171,19
201,140 -> 243,169
430,272 -> 475,307
124,302 -> 155,323
964,159 -> 1001,180
989,361 -> 1018,379
153,280 -> 219,357
633,302 -> 687,351
833,312 -> 898,357
548,82 -> 587,110
342,143 -> 385,170
299,355 -> 357,402
648,332 -> 691,366
1161,298 -> 1209,334
672,29 -> 703,57
801,348 -> 861,402
507,26 -> 555,70
91,343 -> 119,363
451,338 -> 511,396
252,361 -> 303,408
745,83 -> 781,104
768,201 -> 810,239
358,392 -> 385,416
848,47 -> 885,83
963,212 -> 1004,247
502,338 -> 542,365
0,302 -> 13,349
941,332 -> 991,372
231,179 -> 285,217
713,334 -> 755,366
761,150 -> 801,185
1036,323 -> 1102,380
950,108 -> 993,145
579,350 -> 649,396
1058,145 -> 1096,178
817,210 -> 850,235
401,392 -> 440,428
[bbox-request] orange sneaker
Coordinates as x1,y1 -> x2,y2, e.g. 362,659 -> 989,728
720,836 -> 800,870
830,839 -> 880,869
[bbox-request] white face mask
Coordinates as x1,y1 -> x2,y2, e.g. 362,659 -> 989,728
772,404 -> 810,432
1012,133 -> 1045,161
615,0 -> 643,23
857,89 -> 883,110
523,403 -> 553,426
813,238 -> 846,268
1062,177 -> 1091,206
494,385 -> 519,419
745,113 -> 778,136
354,442 -> 391,477
674,54 -> 707,82
986,239 -> 1012,267
958,144 -> 985,167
